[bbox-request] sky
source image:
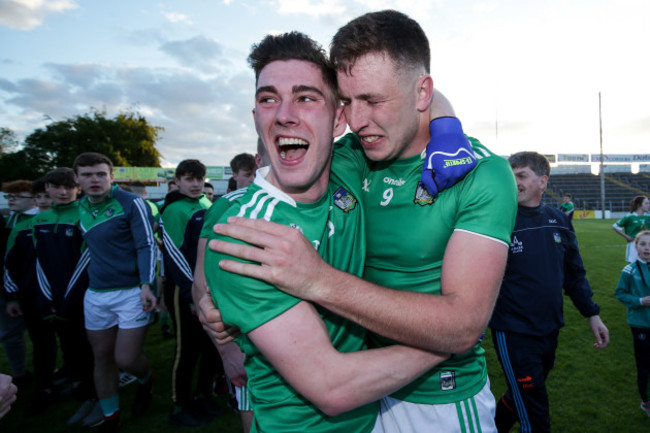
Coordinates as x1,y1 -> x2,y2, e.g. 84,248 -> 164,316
1,0 -> 649,167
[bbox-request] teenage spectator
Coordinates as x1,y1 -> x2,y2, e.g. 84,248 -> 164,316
613,196 -> 650,262
3,180 -> 51,413
32,168 -> 100,426
31,177 -> 52,212
615,230 -> 650,417
229,154 -> 256,191
559,193 -> 574,220
160,160 -> 218,427
203,183 -> 215,202
74,152 -> 157,432
490,151 -> 609,432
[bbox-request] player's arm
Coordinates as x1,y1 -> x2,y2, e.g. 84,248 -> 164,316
249,300 -> 447,416
612,222 -> 633,242
130,197 -> 157,311
211,222 -> 506,354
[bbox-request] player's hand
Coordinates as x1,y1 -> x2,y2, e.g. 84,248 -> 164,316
197,293 -> 240,344
6,302 -> 22,318
209,216 -> 331,302
641,296 -> 650,307
421,117 -> 476,197
140,284 -> 157,313
0,373 -> 18,420
218,342 -> 248,387
589,315 -> 609,349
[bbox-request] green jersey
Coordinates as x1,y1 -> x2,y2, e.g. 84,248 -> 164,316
199,189 -> 248,239
559,201 -> 574,216
205,167 -> 376,433
614,212 -> 650,238
333,133 -> 518,404
162,194 -> 212,248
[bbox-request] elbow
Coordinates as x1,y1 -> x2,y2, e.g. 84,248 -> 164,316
451,327 -> 488,354
309,388 -> 359,417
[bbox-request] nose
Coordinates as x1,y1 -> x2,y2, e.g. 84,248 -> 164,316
275,99 -> 299,126
344,102 -> 369,133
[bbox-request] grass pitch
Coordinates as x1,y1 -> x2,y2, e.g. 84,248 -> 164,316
0,218 -> 643,432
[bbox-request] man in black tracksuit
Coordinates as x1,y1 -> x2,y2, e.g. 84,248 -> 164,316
489,151 -> 610,433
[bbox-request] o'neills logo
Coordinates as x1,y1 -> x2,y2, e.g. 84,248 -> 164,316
443,157 -> 474,168
383,177 -> 406,186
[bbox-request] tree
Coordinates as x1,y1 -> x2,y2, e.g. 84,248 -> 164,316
0,109 -> 164,183
0,127 -> 19,155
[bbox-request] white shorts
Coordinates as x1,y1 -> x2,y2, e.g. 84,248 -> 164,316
378,378 -> 496,433
84,287 -> 151,331
626,241 -> 639,262
235,385 -> 253,411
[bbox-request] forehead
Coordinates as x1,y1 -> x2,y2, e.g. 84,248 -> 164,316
638,235 -> 650,243
337,52 -> 399,90
258,59 -> 328,93
77,163 -> 111,174
512,166 -> 536,177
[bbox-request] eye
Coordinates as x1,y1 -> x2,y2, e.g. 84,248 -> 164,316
298,95 -> 317,103
257,95 -> 276,104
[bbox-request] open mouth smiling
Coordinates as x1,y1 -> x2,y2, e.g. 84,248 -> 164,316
278,137 -> 309,161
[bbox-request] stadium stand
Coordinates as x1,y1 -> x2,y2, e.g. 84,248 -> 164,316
544,172 -> 650,212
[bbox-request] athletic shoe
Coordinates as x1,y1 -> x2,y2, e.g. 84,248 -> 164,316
98,413 -> 121,433
167,407 -> 211,428
80,401 -> 105,428
67,398 -> 97,425
641,401 -> 650,417
132,373 -> 154,417
52,366 -> 71,387
118,371 -> 137,388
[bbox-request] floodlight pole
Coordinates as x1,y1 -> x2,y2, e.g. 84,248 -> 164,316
599,91 -> 605,219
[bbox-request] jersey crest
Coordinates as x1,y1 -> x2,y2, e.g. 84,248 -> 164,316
413,181 -> 434,206
333,187 -> 357,213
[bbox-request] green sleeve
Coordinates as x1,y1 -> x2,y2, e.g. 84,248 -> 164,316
455,155 -> 518,245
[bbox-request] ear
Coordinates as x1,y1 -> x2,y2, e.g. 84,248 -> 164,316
332,104 -> 347,137
540,175 -> 549,190
415,74 -> 434,113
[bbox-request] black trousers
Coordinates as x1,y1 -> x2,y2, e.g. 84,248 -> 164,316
166,285 -> 223,407
631,327 -> 650,402
492,329 -> 559,433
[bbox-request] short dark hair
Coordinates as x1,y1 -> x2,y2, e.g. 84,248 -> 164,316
330,10 -> 430,75
230,153 -> 256,173
31,177 -> 47,194
248,31 -> 337,100
227,177 -> 237,191
129,181 -> 147,196
508,152 -> 550,177
2,180 -> 32,194
630,195 -> 648,213
73,152 -> 113,174
45,167 -> 77,188
564,193 -> 572,199
175,159 -> 206,179
204,182 -> 214,190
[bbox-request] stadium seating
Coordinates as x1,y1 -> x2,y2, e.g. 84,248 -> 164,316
544,173 -> 650,212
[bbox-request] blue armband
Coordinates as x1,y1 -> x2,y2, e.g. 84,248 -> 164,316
421,117 -> 477,197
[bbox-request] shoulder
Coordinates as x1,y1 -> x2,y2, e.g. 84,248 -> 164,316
622,263 -> 636,275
